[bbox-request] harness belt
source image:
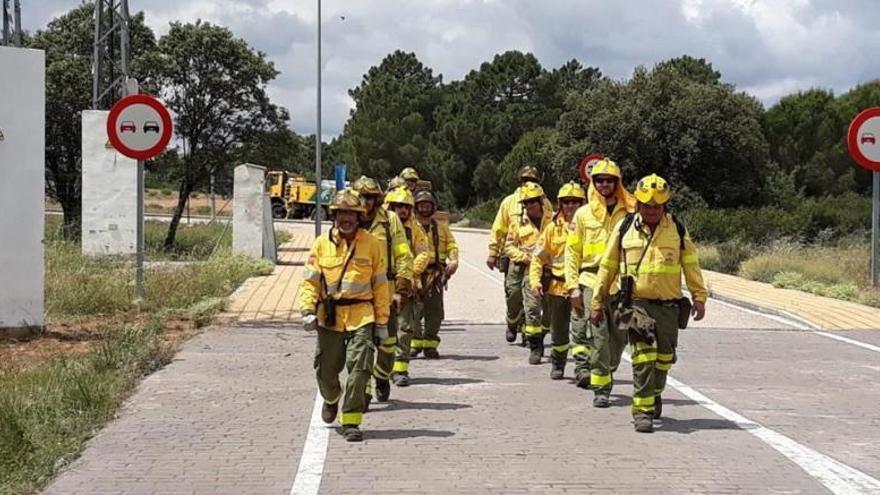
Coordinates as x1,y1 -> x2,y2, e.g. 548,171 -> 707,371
332,298 -> 374,307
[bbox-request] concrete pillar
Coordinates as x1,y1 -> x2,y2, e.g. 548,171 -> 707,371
0,47 -> 44,336
81,110 -> 137,255
233,163 -> 275,261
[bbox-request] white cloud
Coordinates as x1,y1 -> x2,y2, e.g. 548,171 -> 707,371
24,0 -> 880,136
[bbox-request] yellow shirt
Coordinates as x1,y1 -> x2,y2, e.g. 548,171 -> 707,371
504,209 -> 552,264
420,218 -> 459,267
591,214 -> 708,311
565,198 -> 633,291
298,228 -> 391,331
530,214 -> 572,297
401,215 -> 431,277
365,208 -> 414,291
488,189 -> 554,257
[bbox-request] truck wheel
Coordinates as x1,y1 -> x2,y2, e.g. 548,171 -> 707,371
272,204 -> 287,219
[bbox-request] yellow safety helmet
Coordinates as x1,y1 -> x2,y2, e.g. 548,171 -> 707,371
352,175 -> 382,196
400,167 -> 420,180
388,176 -> 407,190
414,189 -> 437,206
557,181 -> 587,201
329,188 -> 367,213
519,182 -> 545,203
634,174 -> 671,205
518,165 -> 541,182
590,159 -> 622,179
385,187 -> 415,207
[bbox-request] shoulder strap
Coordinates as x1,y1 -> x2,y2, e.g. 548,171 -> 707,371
670,214 -> 686,250
618,214 -> 636,241
431,219 -> 440,265
335,237 -> 359,294
382,220 -> 393,272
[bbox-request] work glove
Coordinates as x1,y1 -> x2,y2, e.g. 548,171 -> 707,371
302,312 -> 318,332
374,324 -> 389,341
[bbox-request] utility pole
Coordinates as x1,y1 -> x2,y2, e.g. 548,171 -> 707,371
314,0 -> 323,236
92,0 -> 130,110
1,0 -> 22,47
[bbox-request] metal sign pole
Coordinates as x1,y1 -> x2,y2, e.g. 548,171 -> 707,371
314,0 -> 323,237
125,77 -> 145,301
873,171 -> 879,287
136,159 -> 145,300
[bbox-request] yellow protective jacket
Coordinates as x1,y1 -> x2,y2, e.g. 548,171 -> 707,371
590,213 -> 708,311
504,208 -> 553,265
420,218 -> 459,267
298,228 -> 391,331
365,207 -> 414,292
564,186 -> 635,291
401,216 -> 431,278
488,189 -> 554,257
530,214 -> 572,297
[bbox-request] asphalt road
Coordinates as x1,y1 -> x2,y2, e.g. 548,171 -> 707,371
44,227 -> 880,495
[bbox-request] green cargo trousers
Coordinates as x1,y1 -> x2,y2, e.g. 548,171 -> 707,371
413,285 -> 444,351
393,299 -> 419,374
315,325 -> 375,426
373,303 -> 398,382
588,289 -> 627,395
504,263 -> 525,332
568,287 -> 595,378
522,274 -> 551,339
545,294 -> 571,368
629,301 -> 678,420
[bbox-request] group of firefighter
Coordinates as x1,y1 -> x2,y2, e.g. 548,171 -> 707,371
298,160 -> 710,441
298,168 -> 458,442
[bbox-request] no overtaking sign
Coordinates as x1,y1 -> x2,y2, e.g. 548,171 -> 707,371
107,94 -> 173,161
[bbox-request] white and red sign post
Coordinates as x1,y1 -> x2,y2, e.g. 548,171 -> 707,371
578,153 -> 604,186
847,107 -> 880,287
107,87 -> 173,300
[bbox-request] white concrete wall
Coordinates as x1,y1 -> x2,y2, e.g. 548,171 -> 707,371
81,110 -> 137,255
0,47 -> 44,331
233,163 -> 268,259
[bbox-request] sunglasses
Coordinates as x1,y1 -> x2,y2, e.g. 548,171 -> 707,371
523,198 -> 541,205
561,199 -> 583,205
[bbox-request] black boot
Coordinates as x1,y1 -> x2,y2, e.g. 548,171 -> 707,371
654,395 -> 662,419
528,337 -> 543,365
375,378 -> 391,402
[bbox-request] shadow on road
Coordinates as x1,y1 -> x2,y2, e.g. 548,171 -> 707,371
435,354 -> 499,362
441,327 -> 468,333
657,417 -> 742,434
370,399 -> 472,413
408,377 -> 485,386
364,428 -> 456,440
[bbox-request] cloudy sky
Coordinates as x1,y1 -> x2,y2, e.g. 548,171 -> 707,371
25,0 -> 880,137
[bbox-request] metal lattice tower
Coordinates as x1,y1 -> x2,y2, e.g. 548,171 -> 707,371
1,0 -> 22,46
92,0 -> 130,109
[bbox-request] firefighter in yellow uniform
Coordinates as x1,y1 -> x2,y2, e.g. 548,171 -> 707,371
400,167 -> 420,191
385,187 -> 431,386
487,166 -> 554,344
297,189 -> 391,442
530,181 -> 586,379
505,182 -> 553,365
591,174 -> 708,433
352,176 -> 414,405
565,159 -> 636,401
412,189 -> 459,358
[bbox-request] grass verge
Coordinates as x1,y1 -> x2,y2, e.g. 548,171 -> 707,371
1,235 -> 276,494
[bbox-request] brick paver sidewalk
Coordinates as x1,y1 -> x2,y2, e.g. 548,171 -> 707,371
703,270 -> 880,330
224,234 -> 312,322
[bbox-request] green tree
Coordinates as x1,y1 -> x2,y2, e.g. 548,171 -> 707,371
141,21 -> 288,249
28,3 -> 156,238
555,57 -> 769,208
343,50 -> 441,182
429,51 -> 559,205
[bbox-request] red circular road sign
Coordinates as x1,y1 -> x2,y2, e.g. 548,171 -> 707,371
107,94 -> 173,161
578,153 -> 604,184
848,107 -> 880,172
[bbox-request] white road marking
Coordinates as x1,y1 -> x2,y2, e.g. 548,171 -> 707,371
619,353 -> 880,494
813,331 -> 880,354
290,392 -> 330,495
460,258 -> 505,285
711,295 -> 880,354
